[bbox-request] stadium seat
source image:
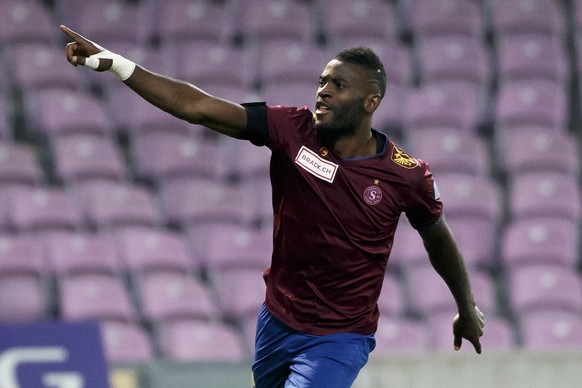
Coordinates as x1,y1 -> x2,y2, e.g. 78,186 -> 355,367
508,265 -> 582,316
373,317 -> 430,355
115,227 -> 195,275
59,274 -> 136,323
494,79 -> 568,131
0,234 -> 45,277
43,230 -> 120,277
157,319 -> 246,361
136,272 -> 216,324
219,136 -> 271,180
500,218 -> 579,269
0,0 -> 57,47
377,274 -> 405,317
74,180 -> 163,230
51,134 -> 127,184
506,172 -> 581,222
5,186 -> 82,233
0,274 -> 47,321
261,82 -> 317,109
520,311 -> 582,351
0,142 -> 44,186
445,217 -> 498,271
488,0 -> 566,38
210,267 -> 266,322
100,321 -> 155,363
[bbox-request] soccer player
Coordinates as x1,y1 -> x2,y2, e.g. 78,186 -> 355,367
61,25 -> 484,388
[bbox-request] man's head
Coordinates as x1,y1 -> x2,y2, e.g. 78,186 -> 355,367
314,47 -> 386,147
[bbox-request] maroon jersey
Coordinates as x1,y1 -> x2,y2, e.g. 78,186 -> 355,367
244,104 -> 442,335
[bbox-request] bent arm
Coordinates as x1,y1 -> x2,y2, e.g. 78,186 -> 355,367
123,66 -> 247,138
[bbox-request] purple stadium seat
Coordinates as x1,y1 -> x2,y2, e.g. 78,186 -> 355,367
190,223 -> 272,271
136,272 -> 216,324
52,135 -> 127,184
434,173 -> 503,224
158,320 -> 245,361
495,79 -> 568,131
5,186 -> 81,233
0,234 -> 45,276
43,231 -> 120,277
211,268 -> 266,322
155,0 -> 232,45
176,41 -> 255,90
372,83 -> 409,134
415,35 -> 491,87
496,127 -> 579,178
116,227 -> 195,275
320,0 -> 398,46
11,43 -> 82,92
373,317 -> 430,355
160,178 -> 254,228
496,34 -> 568,83
0,0 -> 57,47
262,82 -> 316,109
520,311 -> 582,351
403,0 -> 484,38
219,137 -> 271,180
408,127 -> 490,176
377,274 -> 405,317
489,0 -> 566,37
404,81 -> 482,132
132,132 -> 221,182
237,0 -> 314,45
26,89 -> 112,138
507,172 -> 581,222
508,265 -> 582,316
100,321 -> 155,363
446,217 -> 498,271
0,142 -> 44,186
388,216 -> 426,269
59,274 -> 135,323
405,266 -> 496,318
500,218 -> 578,269
0,274 -> 46,321
429,314 -> 515,352
258,41 -> 330,89
74,181 -> 163,230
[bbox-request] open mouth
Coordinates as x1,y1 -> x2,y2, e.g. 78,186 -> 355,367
315,101 -> 331,115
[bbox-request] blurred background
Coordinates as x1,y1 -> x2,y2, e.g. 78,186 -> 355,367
1,0 -> 582,387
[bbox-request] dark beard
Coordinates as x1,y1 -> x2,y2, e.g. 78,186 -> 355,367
316,122 -> 357,148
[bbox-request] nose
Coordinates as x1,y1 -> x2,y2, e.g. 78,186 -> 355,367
317,83 -> 331,99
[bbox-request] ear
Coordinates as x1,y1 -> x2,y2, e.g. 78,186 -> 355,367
364,94 -> 382,113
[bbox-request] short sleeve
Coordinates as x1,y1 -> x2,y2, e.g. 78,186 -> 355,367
404,165 -> 443,230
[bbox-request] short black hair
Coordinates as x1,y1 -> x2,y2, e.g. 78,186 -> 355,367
335,47 -> 386,98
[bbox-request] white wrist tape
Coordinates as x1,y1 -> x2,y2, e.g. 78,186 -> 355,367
84,50 -> 136,81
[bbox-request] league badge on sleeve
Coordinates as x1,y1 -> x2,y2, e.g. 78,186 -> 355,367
390,145 -> 418,169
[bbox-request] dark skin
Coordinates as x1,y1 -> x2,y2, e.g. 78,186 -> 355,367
61,25 -> 484,353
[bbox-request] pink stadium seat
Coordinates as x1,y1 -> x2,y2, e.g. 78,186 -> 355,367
5,186 -> 81,233
0,0 -> 57,47
43,231 -> 120,277
373,317 -> 430,355
445,218 -> 498,271
262,82 -> 316,109
404,0 -> 484,38
0,274 -> 47,321
59,274 -> 136,323
136,272 -> 216,324
520,311 -> 582,351
0,234 -> 45,276
116,227 -> 195,275
500,218 -> 579,269
372,83 -> 409,133
75,181 -> 163,230
132,132 -> 221,182
52,135 -> 127,184
496,34 -> 568,84
489,0 -> 566,37
158,320 -> 245,361
408,127 -> 490,176
508,265 -> 582,316
100,321 -> 155,363
495,79 -> 568,131
219,137 -> 271,180
160,178 -> 254,228
0,142 -> 44,186
377,274 -> 405,317
210,268 -> 266,322
507,172 -> 581,222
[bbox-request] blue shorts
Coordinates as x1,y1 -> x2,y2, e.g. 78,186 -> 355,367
252,304 -> 376,388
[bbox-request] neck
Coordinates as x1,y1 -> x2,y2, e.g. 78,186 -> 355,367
333,130 -> 377,159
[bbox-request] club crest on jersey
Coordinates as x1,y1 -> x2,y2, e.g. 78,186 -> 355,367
295,146 -> 339,183
391,145 -> 418,169
363,183 -> 383,206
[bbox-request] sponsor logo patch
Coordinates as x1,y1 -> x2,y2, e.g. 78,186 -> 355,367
295,146 -> 339,183
391,145 -> 418,169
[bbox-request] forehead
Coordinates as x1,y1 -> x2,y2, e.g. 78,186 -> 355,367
320,59 -> 369,82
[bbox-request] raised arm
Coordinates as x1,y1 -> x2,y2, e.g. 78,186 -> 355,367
60,25 -> 247,138
418,216 -> 484,354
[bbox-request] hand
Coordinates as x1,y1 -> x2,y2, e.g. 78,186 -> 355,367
60,25 -> 112,71
452,305 -> 484,354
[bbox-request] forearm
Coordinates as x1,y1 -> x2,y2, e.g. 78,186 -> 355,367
421,219 -> 475,315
